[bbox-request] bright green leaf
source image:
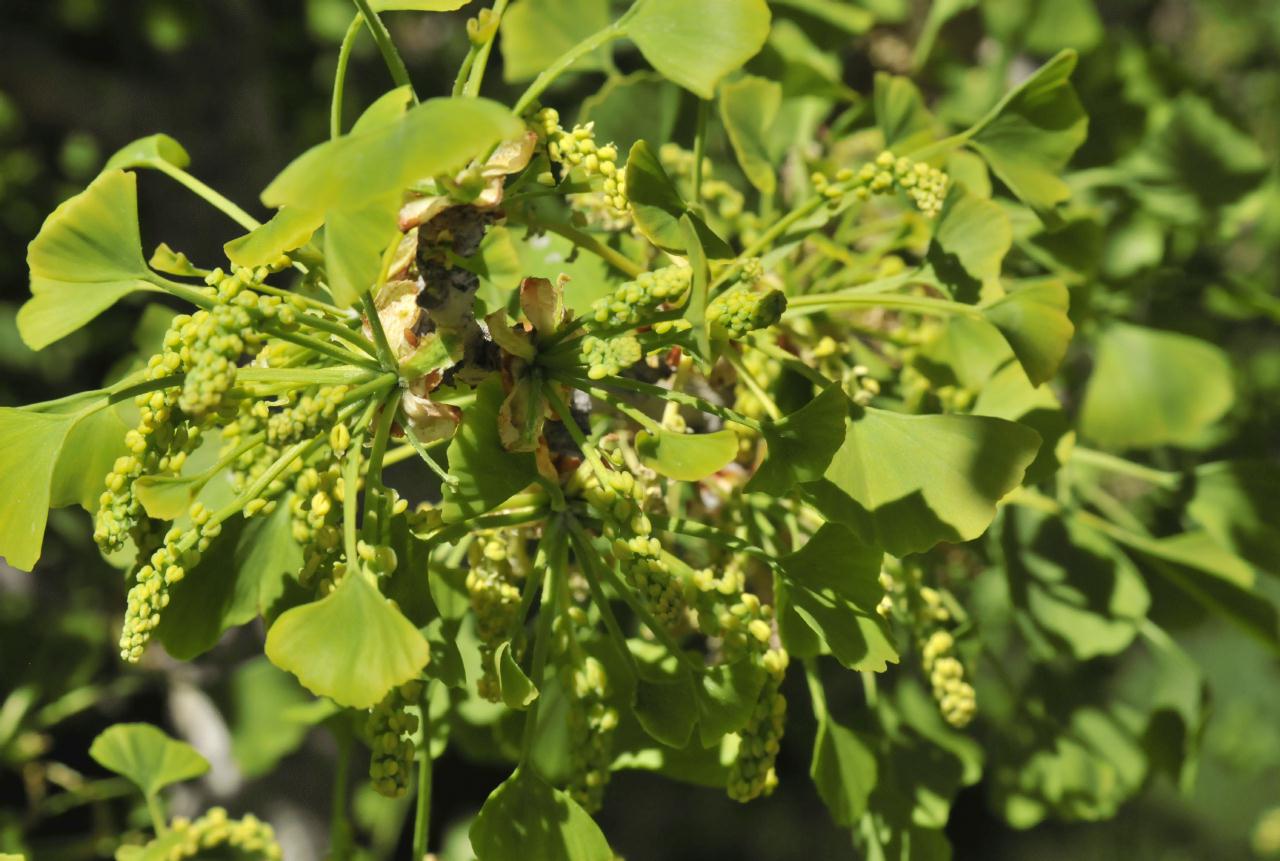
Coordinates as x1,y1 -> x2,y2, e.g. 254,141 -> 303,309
500,0 -> 612,83
324,198 -> 400,307
104,133 -> 190,171
18,170 -> 165,350
0,398 -> 109,570
624,0 -> 771,99
224,206 -> 323,269
89,723 -> 209,797
262,98 -> 523,213
804,407 -> 1041,555
496,640 -> 539,710
1080,324 -> 1234,450
624,141 -> 732,258
962,50 -> 1087,221
777,524 -> 896,671
470,768 -> 612,861
719,75 -> 782,194
265,571 -> 430,708
635,427 -> 737,481
747,383 -> 849,495
925,182 -> 1011,301
980,279 -> 1073,385
50,399 -> 130,512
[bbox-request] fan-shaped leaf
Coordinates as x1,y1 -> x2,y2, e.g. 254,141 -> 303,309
804,407 -> 1041,555
980,279 -> 1073,385
777,524 -> 895,671
500,0 -> 612,83
265,571 -> 430,708
624,0 -> 771,99
1080,324 -> 1234,450
962,50 -> 1087,222
89,723 -> 209,797
104,134 -> 190,171
262,98 -> 522,213
18,170 -> 165,350
636,427 -> 738,481
470,768 -> 612,861
719,75 -> 781,195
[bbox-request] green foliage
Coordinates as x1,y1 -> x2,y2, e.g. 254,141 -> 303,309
89,723 -> 209,798
4,0 -> 1279,858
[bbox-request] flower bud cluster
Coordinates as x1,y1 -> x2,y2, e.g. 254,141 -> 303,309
164,807 -> 282,860
583,469 -> 685,629
589,266 -> 691,330
690,560 -> 789,802
707,287 -> 787,341
551,620 -> 618,814
367,679 -> 424,798
921,630 -> 976,728
266,386 -> 349,447
812,150 -> 949,218
467,531 -> 527,702
727,652 -> 789,803
118,503 -> 223,662
94,268 -> 292,556
581,334 -> 642,381
290,461 -> 345,585
535,108 -> 627,219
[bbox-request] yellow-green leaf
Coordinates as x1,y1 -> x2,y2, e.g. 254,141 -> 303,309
89,723 -> 209,798
635,428 -> 737,481
719,75 -> 781,195
265,571 -> 430,709
625,0 -> 771,99
18,170 -> 165,350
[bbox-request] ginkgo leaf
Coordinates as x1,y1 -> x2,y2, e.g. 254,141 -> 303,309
158,504 -> 302,661
470,768 -> 612,861
624,141 -> 732,258
495,640 -> 539,710
624,0 -> 771,99
89,723 -> 209,798
719,75 -> 782,195
747,383 -> 849,495
959,50 -> 1087,222
980,279 -> 1073,385
262,97 -> 522,213
925,183 -> 1011,301
803,407 -> 1041,555
18,170 -> 166,350
1,395 -> 122,570
777,524 -> 896,671
500,0 -> 613,83
636,428 -> 738,481
104,133 -> 190,171
224,206 -> 323,268
324,198 -> 400,307
441,378 -> 540,523
1080,323 -> 1234,450
265,571 -> 430,709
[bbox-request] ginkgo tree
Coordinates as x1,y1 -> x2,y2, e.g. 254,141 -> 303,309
1,0 -> 1276,859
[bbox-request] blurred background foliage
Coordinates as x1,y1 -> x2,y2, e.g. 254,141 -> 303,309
0,0 -> 1277,859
